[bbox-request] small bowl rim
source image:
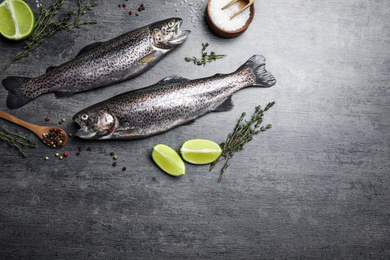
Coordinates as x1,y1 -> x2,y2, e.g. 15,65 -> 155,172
206,0 -> 255,37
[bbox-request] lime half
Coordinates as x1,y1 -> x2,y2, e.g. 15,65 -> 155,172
180,139 -> 222,165
0,0 -> 35,40
152,144 -> 186,177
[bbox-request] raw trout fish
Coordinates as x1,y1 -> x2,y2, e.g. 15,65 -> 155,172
2,18 -> 190,110
73,55 -> 276,140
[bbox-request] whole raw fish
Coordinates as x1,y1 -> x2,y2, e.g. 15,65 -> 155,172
2,18 -> 190,110
73,55 -> 276,140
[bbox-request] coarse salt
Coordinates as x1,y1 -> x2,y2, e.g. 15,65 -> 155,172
209,0 -> 251,31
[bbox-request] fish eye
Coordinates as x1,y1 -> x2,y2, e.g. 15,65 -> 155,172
168,21 -> 175,27
81,114 -> 88,120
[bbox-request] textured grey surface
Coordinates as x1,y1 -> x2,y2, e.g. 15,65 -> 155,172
0,0 -> 390,259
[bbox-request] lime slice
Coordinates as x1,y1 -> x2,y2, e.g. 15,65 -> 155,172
180,139 -> 222,164
0,0 -> 35,40
152,144 -> 186,177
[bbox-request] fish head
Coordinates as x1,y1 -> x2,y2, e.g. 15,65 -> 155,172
150,18 -> 191,49
73,108 -> 117,139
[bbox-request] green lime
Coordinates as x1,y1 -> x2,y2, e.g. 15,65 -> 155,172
180,139 -> 222,165
152,144 -> 186,177
0,0 -> 35,40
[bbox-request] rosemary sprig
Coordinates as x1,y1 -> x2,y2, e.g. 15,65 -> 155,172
0,129 -> 37,157
210,101 -> 275,181
185,43 -> 226,66
5,0 -> 98,69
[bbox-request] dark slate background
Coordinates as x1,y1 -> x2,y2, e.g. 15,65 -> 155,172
1,0 -> 390,259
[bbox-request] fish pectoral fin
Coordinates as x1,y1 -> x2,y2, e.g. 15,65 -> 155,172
76,42 -> 104,57
158,75 -> 189,84
213,96 -> 234,112
54,91 -> 74,98
139,52 -> 158,64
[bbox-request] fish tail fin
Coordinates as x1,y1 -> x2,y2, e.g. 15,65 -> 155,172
238,55 -> 276,88
2,76 -> 33,110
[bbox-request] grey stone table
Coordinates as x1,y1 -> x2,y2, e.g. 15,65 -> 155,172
1,0 -> 389,259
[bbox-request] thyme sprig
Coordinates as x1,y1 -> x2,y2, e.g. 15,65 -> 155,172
185,43 -> 226,66
6,0 -> 98,69
210,101 -> 275,181
0,129 -> 36,157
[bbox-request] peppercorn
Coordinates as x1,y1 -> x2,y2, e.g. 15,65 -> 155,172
59,156 -> 63,160
55,153 -> 59,157
64,152 -> 69,157
110,152 -> 115,156
45,156 -> 49,160
113,155 -> 118,160
122,167 -> 126,171
118,4 -> 121,7
76,151 -> 81,156
113,162 -> 117,166
45,117 -> 50,121
123,3 -> 126,7
136,11 -> 139,16
87,147 -> 92,151
78,147 -> 82,151
129,11 -> 133,15
138,6 -> 142,11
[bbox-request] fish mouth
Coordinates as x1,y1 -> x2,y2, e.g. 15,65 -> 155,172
169,19 -> 191,45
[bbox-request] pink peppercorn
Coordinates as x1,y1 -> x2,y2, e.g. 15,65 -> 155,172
64,152 -> 69,157
123,3 -> 127,7
46,117 -> 50,121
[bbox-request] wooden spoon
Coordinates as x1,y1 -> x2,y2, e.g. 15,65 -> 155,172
222,0 -> 255,19
0,110 -> 68,148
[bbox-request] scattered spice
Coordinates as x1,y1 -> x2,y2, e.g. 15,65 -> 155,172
62,118 -> 66,122
210,102 -> 275,181
185,43 -> 226,66
87,147 -> 92,151
55,153 -> 59,157
110,152 -> 115,156
113,162 -> 117,166
46,117 -> 50,121
76,151 -> 81,156
122,167 -> 126,171
135,11 -> 139,16
0,129 -> 36,157
45,156 -> 49,160
118,4 -> 121,7
64,152 -> 69,157
123,3 -> 127,7
42,128 -> 66,148
113,155 -> 118,160
78,147 -> 82,151
129,11 -> 133,15
59,156 -> 63,160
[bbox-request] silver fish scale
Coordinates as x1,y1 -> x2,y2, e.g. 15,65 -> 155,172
104,68 -> 255,137
22,27 -> 153,99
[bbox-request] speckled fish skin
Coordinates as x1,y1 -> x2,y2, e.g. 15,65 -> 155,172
73,55 -> 276,140
2,18 -> 190,110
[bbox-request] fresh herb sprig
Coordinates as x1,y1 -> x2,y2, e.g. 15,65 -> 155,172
0,129 -> 36,157
185,43 -> 226,66
6,0 -> 98,69
210,101 -> 275,181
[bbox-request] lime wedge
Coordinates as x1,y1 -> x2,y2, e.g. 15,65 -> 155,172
152,144 -> 186,177
0,0 -> 35,40
180,139 -> 222,164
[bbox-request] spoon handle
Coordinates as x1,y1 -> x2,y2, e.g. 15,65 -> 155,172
0,110 -> 37,133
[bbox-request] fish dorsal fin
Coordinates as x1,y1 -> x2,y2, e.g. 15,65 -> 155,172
77,42 -> 103,57
158,75 -> 189,84
46,66 -> 57,73
213,96 -> 234,112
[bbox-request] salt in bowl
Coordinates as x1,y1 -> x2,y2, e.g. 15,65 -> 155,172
206,0 -> 255,38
